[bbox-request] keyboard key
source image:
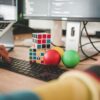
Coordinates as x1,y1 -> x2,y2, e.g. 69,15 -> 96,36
0,22 -> 9,29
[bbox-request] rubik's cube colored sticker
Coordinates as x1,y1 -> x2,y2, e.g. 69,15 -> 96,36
32,33 -> 51,49
29,47 -> 47,64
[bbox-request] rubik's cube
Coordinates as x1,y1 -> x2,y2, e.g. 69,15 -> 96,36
32,32 -> 51,49
29,47 -> 47,64
29,32 -> 51,64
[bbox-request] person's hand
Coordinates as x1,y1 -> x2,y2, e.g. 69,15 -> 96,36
0,45 -> 10,62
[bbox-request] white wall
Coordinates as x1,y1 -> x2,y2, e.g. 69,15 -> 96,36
29,20 -> 66,30
29,20 -> 100,35
29,20 -> 53,30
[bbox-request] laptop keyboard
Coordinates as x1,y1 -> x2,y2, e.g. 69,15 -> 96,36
0,57 -> 67,81
0,22 -> 9,31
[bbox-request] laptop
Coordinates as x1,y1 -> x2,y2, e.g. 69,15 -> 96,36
0,0 -> 17,51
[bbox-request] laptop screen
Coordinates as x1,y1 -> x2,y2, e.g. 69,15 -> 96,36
0,0 -> 17,21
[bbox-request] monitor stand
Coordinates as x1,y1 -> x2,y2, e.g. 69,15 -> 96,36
65,21 -> 81,51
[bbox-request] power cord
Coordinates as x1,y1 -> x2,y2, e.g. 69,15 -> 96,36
79,40 -> 100,48
51,42 -> 65,48
80,21 -> 97,61
83,21 -> 100,53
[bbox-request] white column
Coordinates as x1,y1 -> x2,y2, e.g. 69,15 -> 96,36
65,21 -> 81,51
51,21 -> 64,46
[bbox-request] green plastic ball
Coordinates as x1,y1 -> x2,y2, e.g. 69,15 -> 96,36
62,50 -> 80,68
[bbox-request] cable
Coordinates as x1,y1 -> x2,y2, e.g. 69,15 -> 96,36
80,52 -> 99,62
80,21 -> 97,61
79,40 -> 100,48
80,40 -> 100,61
51,42 -> 65,48
83,21 -> 100,53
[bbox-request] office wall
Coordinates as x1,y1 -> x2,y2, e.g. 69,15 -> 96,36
29,20 -> 100,35
29,20 -> 66,30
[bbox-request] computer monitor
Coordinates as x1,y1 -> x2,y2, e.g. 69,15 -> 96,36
0,0 -> 17,21
23,0 -> 100,51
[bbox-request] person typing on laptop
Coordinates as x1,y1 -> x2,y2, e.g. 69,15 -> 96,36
0,45 -> 10,62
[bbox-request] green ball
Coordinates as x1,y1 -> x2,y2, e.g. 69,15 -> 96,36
62,50 -> 80,68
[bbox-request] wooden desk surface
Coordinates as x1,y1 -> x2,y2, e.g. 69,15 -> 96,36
0,68 -> 46,93
0,33 -> 100,93
0,47 -> 46,93
1,47 -> 100,93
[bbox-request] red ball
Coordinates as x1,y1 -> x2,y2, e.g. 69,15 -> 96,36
43,50 -> 61,65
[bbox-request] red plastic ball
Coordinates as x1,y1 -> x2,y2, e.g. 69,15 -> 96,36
43,50 -> 61,65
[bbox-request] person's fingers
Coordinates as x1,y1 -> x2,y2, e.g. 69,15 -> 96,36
0,49 -> 10,62
0,45 -> 8,55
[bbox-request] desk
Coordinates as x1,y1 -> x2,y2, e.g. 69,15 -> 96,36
0,68 -> 46,93
0,47 -> 46,93
0,33 -> 100,93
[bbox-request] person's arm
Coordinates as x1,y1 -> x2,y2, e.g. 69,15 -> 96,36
0,45 -> 10,62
